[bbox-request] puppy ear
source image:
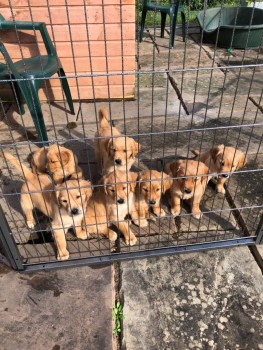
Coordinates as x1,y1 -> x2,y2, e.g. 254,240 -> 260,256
79,180 -> 93,200
236,151 -> 247,170
103,176 -> 109,194
168,160 -> 183,176
197,162 -> 209,184
60,150 -> 72,165
131,139 -> 139,158
161,172 -> 173,192
129,171 -> 138,192
106,138 -> 113,156
55,185 -> 63,205
210,145 -> 224,162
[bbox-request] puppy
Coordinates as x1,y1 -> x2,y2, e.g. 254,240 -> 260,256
31,144 -> 83,184
165,159 -> 209,219
2,153 -> 92,260
192,144 -> 247,194
94,107 -> 139,174
132,170 -> 172,227
80,170 -> 138,245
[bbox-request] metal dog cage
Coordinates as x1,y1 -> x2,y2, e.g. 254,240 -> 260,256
0,0 -> 262,272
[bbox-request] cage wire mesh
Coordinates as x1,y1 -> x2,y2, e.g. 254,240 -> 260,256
0,0 -> 262,271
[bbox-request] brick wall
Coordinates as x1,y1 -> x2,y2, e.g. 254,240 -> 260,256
0,0 -> 136,101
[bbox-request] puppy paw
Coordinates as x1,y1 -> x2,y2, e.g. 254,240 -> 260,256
109,231 -> 118,241
192,211 -> 202,219
27,221 -> 35,229
76,230 -> 89,240
216,186 -> 225,194
153,208 -> 166,217
171,209 -> 180,217
57,251 -> 70,260
133,218 -> 148,227
125,235 -> 137,246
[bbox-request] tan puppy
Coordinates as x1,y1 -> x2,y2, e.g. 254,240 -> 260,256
31,144 -> 83,184
192,144 -> 247,194
2,153 -> 92,260
94,107 -> 140,174
165,159 -> 209,219
132,170 -> 172,227
80,170 -> 138,245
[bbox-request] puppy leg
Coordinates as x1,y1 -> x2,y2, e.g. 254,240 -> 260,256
106,228 -> 118,241
216,178 -> 227,194
21,193 -> 35,229
117,221 -> 137,245
131,207 -> 148,227
52,226 -> 70,260
190,192 -> 203,219
152,203 -> 166,217
170,194 -> 181,216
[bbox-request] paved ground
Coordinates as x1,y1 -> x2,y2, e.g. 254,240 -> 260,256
0,24 -> 263,350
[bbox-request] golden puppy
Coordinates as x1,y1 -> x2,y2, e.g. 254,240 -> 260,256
132,170 -> 172,227
31,144 -> 83,184
165,159 -> 209,219
80,170 -> 138,245
192,144 -> 247,194
3,153 -> 92,260
94,107 -> 139,174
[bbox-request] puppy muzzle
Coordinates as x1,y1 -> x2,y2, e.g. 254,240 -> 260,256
115,159 -> 122,165
70,208 -> 82,216
117,198 -> 125,204
219,174 -> 229,178
148,199 -> 156,206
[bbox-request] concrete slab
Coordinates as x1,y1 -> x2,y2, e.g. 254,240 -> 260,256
0,263 -> 113,350
121,247 -> 263,350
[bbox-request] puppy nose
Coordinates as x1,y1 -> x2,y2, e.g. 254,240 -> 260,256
149,199 -> 156,205
115,159 -> 122,165
117,198 -> 124,204
71,208 -> 79,215
184,189 -> 192,194
222,174 -> 229,178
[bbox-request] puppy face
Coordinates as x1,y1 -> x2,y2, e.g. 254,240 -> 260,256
211,145 -> 247,179
107,136 -> 139,168
168,160 -> 209,199
104,171 -> 137,205
56,179 -> 92,216
138,170 -> 172,206
46,144 -> 74,174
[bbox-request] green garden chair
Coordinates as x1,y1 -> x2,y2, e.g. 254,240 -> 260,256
139,0 -> 186,49
0,14 -> 75,145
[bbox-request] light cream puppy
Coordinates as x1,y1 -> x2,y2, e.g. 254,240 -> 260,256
31,144 -> 83,184
94,108 -> 139,174
165,159 -> 209,219
3,153 -> 92,260
80,170 -> 138,245
192,144 -> 247,194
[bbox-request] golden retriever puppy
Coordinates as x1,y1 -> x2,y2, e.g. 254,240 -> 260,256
192,144 -> 247,194
3,153 -> 92,260
94,107 -> 140,174
31,144 -> 83,184
165,159 -> 209,219
80,170 -> 138,245
132,170 -> 172,227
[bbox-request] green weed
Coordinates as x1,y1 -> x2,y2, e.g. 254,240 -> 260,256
112,301 -> 124,336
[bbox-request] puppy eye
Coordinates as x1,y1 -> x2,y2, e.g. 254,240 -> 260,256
76,195 -> 81,199
113,149 -> 116,152
220,160 -> 225,166
110,189 -> 115,193
123,187 -> 126,190
156,188 -> 160,192
143,188 -> 148,192
123,150 -> 127,153
62,199 -> 68,203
